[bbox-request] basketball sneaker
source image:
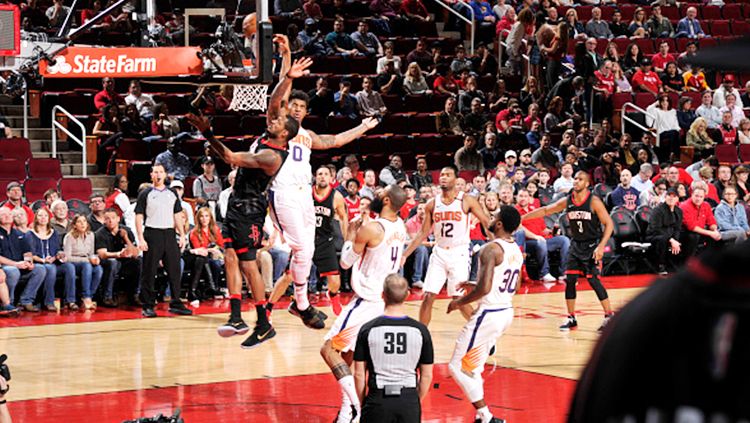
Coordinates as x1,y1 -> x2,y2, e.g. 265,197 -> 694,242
474,418 -> 506,423
288,300 -> 328,329
334,405 -> 358,423
0,304 -> 18,317
598,313 -> 614,332
240,324 -> 276,349
559,316 -> 578,331
217,318 -> 250,338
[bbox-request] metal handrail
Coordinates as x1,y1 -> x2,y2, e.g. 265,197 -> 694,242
621,102 -> 660,147
51,105 -> 87,177
433,0 -> 475,54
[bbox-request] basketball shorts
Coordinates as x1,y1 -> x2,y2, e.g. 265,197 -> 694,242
268,187 -> 316,253
324,296 -> 385,353
222,205 -> 264,261
566,240 -> 599,278
450,306 -> 514,376
313,237 -> 340,276
424,245 -> 470,296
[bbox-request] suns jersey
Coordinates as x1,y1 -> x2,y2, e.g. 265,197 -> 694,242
432,191 -> 471,248
479,238 -> 524,309
352,217 -> 408,302
270,126 -> 313,191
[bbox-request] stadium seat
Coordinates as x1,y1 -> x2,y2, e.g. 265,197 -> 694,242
0,159 -> 27,181
30,199 -> 45,212
682,91 -> 703,108
603,209 -> 654,275
593,183 -> 613,199
612,92 -> 633,111
709,21 -> 731,37
715,144 -> 739,164
722,4 -> 742,19
66,198 -> 91,216
739,144 -> 750,163
635,39 -> 654,55
732,21 -> 750,35
27,158 -> 63,180
59,178 -> 93,201
701,5 -> 722,20
24,178 -> 58,202
634,92 -> 656,109
661,6 -> 680,20
635,205 -> 653,238
0,179 -> 14,201
0,138 -> 33,161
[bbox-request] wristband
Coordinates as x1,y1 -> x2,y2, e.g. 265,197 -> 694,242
340,241 -> 361,270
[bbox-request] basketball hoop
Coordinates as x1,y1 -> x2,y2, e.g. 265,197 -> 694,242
228,83 -> 269,111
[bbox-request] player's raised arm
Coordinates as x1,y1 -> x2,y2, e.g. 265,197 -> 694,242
522,196 -> 568,221
340,221 -> 380,269
267,35 -> 312,122
591,195 -> 614,262
403,199 -> 435,260
333,190 -> 349,240
449,242 -> 503,312
276,34 -> 294,104
308,117 -> 380,150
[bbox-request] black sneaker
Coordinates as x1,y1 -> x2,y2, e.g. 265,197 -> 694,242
489,345 -> 496,356
598,313 -> 614,332
240,324 -> 276,349
658,265 -> 668,276
288,301 -> 328,329
474,418 -> 505,423
559,316 -> 578,331
168,303 -> 193,316
217,318 -> 250,338
142,307 -> 157,318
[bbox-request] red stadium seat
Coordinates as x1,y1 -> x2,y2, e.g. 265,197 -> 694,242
619,5 -> 636,21
709,21 -> 731,37
635,39 -> 654,55
654,38 -> 676,53
634,92 -> 657,109
23,178 -> 58,202
731,21 -> 750,35
59,178 -> 93,201
0,159 -> 26,181
576,6 -> 593,21
715,144 -> 739,164
0,138 -> 32,162
458,170 -> 479,182
27,158 -> 62,180
722,4 -> 743,19
682,91 -> 703,108
661,6 -> 680,20
410,113 -> 439,134
740,144 -> 750,163
701,5 -> 722,20
612,92 -> 633,111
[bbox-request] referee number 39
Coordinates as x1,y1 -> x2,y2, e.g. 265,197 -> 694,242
384,332 -> 407,354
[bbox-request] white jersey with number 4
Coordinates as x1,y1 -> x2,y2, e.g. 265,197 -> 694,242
271,127 -> 313,191
481,238 -> 524,309
353,217 -> 408,302
432,191 -> 471,249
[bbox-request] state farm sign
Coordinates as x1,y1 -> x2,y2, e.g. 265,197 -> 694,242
40,47 -> 204,78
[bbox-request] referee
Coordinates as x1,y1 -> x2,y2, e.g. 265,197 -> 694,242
354,274 -> 434,422
135,164 -> 192,318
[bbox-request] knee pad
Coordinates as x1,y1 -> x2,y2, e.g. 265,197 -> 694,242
588,276 -> 609,301
565,274 -> 578,300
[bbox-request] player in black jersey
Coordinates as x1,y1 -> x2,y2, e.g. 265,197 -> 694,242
187,52 -> 313,349
267,166 -> 349,316
521,171 -> 615,332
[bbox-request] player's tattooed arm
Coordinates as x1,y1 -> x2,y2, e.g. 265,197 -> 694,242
309,117 -> 380,150
449,242 -> 503,312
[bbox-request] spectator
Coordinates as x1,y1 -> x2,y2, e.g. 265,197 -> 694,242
479,132 -> 502,170
351,20 -> 383,56
683,65 -> 709,92
679,182 -> 721,258
622,43 -> 644,76
675,7 -> 705,39
652,41 -> 676,74
505,8 -> 535,74
450,45 -> 473,74
154,137 -> 193,181
544,96 -> 574,133
734,166 -> 750,202
585,7 -> 612,39
719,111 -> 738,144
411,158 -> 433,192
531,133 -> 560,170
742,81 -> 750,108
92,104 -> 123,174
217,170 -> 236,221
45,0 -> 71,30
405,201 -> 430,289
190,86 -> 230,116
343,155 -> 364,186
697,166 -> 721,205
27,208 -> 75,311
63,214 -> 103,310
43,190 -> 59,211
50,200 -> 71,239
326,19 -> 359,57
738,119 -> 750,145
646,186 -> 683,275
714,185 -> 750,244
22,0 -> 49,29
303,0 -> 322,20
437,97 -> 464,135
121,104 -> 153,143
714,165 -> 733,199
455,135 -> 485,173
186,207 -> 224,303
647,5 -> 674,38
355,77 -> 387,117
646,94 -> 681,161
463,98 -> 490,136
406,38 -> 433,71
641,178 -> 668,207
190,157 -> 222,209
0,207 -> 45,312
376,59 -> 404,96
344,178 -> 362,221
458,76 -> 486,115
719,93 -> 744,128
470,0 -> 497,41
403,62 -> 431,95
151,103 -> 182,139
299,19 -> 330,57
516,188 -> 569,282
379,155 -> 409,185
94,77 -> 125,111
526,120 -> 543,151
611,169 -> 641,212
594,151 -> 620,187
335,166 -> 353,196
11,209 -> 29,236
401,0 -> 431,22
170,180 -> 195,228
124,80 -> 155,120
495,99 -> 522,132
616,133 -> 639,172
676,97 -> 696,131
519,76 -> 543,114
553,163 -> 575,196
376,42 -> 402,75
275,0 -> 302,17
307,77 -> 335,117
628,7 -> 649,38
3,182 -> 34,224
104,175 -> 130,218
87,193 -> 107,233
433,65 -> 459,96
609,10 -> 629,38
631,163 -> 654,194
696,91 -> 722,129
632,59 -> 662,96
564,8 -> 585,40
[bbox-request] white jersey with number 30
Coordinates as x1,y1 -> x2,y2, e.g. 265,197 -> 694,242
353,217 -> 408,302
432,191 -> 471,249
481,238 -> 524,309
270,127 -> 313,190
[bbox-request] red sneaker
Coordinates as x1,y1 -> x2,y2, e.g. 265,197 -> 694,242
328,291 -> 342,316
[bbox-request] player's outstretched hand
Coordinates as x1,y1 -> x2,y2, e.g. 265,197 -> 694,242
273,34 -> 290,54
288,57 -> 313,79
447,299 -> 461,314
186,113 -> 211,132
362,117 -> 379,130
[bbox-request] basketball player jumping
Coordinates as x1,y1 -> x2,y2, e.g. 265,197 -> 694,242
521,171 -> 615,331
267,36 -> 379,328
402,165 -> 490,326
186,50 -> 312,349
448,206 -> 524,423
321,185 -> 408,423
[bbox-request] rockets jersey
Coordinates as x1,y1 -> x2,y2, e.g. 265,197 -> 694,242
270,126 -> 313,191
353,217 -> 408,302
479,238 -> 524,309
566,190 -> 602,242
229,137 -> 288,218
432,191 -> 471,248
313,187 -> 336,243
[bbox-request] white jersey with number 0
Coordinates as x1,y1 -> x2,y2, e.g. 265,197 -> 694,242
432,191 -> 471,249
481,238 -> 524,309
271,126 -> 313,191
353,217 -> 408,302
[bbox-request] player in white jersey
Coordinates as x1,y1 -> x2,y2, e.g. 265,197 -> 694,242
448,206 -> 523,423
321,185 -> 408,423
267,36 -> 379,329
402,165 -> 490,326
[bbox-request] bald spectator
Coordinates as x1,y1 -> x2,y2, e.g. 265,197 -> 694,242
610,169 -> 641,212
675,7 -> 705,39
379,155 -> 409,185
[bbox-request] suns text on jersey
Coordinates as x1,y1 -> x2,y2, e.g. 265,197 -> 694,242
433,211 -> 464,222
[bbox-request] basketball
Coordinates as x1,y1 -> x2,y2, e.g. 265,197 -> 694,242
242,13 -> 257,37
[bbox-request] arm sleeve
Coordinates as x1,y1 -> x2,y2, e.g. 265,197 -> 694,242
134,188 -> 149,215
171,190 -> 183,213
353,325 -> 370,362
419,324 -> 435,365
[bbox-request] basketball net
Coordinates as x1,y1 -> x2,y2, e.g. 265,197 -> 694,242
228,83 -> 269,111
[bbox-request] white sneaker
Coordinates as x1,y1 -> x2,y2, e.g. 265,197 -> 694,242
558,275 -> 567,284
542,273 -> 557,282
412,281 -> 424,289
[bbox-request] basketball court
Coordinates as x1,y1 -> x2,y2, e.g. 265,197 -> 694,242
1,275 -> 654,422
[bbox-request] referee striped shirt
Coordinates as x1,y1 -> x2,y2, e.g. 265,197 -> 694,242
354,316 -> 434,390
134,187 -> 182,229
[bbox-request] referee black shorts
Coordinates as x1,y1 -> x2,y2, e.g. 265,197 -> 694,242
361,388 -> 420,423
313,237 -> 339,276
566,240 -> 599,278
222,208 -> 264,261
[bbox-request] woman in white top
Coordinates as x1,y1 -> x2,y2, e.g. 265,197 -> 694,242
695,91 -> 722,129
376,41 -> 402,75
719,92 -> 745,128
63,214 -> 103,310
402,62 -> 432,95
646,94 -> 681,160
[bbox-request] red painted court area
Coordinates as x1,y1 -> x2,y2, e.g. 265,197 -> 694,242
8,365 -> 575,423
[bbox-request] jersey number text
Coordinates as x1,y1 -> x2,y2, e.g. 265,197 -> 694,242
384,332 -> 407,354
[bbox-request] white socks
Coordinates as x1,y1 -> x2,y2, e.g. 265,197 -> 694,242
293,283 -> 310,310
476,406 -> 493,422
337,376 -> 360,421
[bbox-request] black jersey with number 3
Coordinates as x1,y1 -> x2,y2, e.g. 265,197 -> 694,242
313,187 -> 335,243
566,191 -> 602,242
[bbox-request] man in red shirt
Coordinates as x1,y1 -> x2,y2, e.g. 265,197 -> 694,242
651,40 -> 676,73
631,59 -> 662,96
399,184 -> 419,219
494,99 -> 522,131
679,183 -> 721,258
3,182 -> 34,224
515,189 -> 570,282
93,77 -> 125,111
